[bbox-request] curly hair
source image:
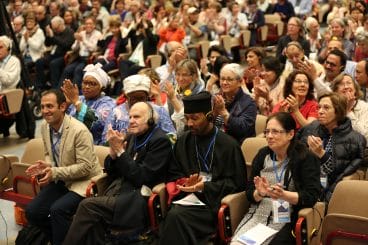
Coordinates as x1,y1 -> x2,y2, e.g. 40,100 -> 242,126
283,70 -> 315,100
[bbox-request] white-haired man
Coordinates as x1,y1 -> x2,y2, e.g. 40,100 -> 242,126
0,35 -> 21,137
64,101 -> 174,244
34,16 -> 74,91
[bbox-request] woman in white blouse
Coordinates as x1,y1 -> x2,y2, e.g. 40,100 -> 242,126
332,73 -> 368,143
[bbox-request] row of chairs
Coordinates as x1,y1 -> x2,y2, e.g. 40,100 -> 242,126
1,117 -> 367,244
220,14 -> 285,55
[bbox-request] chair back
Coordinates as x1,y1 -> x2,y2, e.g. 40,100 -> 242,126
321,180 -> 368,245
255,114 -> 267,137
146,55 -> 162,69
0,155 -> 19,191
241,137 -> 267,180
94,145 -> 110,167
0,89 -> 24,115
21,138 -> 45,164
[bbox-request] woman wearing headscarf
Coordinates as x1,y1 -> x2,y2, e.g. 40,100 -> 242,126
61,63 -> 115,145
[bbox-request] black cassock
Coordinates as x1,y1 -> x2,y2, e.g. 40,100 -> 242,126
160,127 -> 247,245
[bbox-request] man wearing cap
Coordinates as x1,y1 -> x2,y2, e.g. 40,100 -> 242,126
63,101 -> 174,244
102,74 -> 175,144
160,91 -> 246,245
183,7 -> 208,60
61,63 -> 115,145
25,89 -> 101,245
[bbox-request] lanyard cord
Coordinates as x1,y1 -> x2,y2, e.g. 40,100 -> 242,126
272,152 -> 289,184
134,126 -> 158,151
50,129 -> 62,166
195,127 -> 218,172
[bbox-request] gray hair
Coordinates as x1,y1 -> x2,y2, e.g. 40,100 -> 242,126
0,36 -> 12,52
356,31 -> 368,44
13,15 -> 24,24
304,16 -> 318,31
51,16 -> 65,27
220,63 -> 244,79
330,17 -> 349,39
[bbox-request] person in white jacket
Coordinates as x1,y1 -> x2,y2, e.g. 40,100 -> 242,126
332,73 -> 368,145
0,35 -> 21,137
19,13 -> 45,67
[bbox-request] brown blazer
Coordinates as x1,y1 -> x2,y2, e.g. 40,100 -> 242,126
41,115 -> 102,196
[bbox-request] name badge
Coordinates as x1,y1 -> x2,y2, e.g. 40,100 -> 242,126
199,171 -> 212,182
320,176 -> 328,189
272,199 -> 290,223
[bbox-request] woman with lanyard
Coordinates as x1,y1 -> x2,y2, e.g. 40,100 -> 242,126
231,112 -> 320,245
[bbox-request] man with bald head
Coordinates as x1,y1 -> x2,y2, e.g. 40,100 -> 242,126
35,5 -> 50,35
64,101 -> 174,244
35,16 -> 74,90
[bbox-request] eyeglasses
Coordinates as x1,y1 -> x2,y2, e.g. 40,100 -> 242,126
324,60 -> 338,67
294,79 -> 309,85
82,80 -> 99,87
318,104 -> 333,111
176,73 -> 192,78
264,128 -> 286,136
220,77 -> 238,83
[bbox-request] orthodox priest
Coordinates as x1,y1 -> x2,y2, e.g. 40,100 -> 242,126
160,91 -> 247,244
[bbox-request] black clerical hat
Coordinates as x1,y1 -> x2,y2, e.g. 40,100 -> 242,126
183,91 -> 212,114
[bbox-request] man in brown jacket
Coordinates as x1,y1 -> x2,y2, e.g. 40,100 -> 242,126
25,89 -> 101,245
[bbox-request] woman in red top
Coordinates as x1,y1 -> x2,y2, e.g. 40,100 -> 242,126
157,11 -> 185,51
272,70 -> 318,130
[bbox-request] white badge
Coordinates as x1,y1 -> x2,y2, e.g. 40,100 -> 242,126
199,171 -> 212,182
320,176 -> 328,189
272,199 -> 290,223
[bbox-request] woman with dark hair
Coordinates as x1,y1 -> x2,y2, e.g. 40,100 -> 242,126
200,45 -> 227,82
95,15 -> 128,72
63,9 -> 79,31
272,70 -> 318,130
243,47 -> 265,91
332,73 -> 368,142
205,55 -> 232,94
297,93 -> 366,201
253,56 -> 284,116
118,15 -> 159,80
231,112 -> 320,245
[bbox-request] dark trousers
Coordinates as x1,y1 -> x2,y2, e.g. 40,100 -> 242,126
269,223 -> 295,245
118,59 -> 144,81
63,196 -> 116,245
59,57 -> 88,89
35,55 -> 65,90
25,182 -> 84,245
159,204 -> 217,245
95,59 -> 117,73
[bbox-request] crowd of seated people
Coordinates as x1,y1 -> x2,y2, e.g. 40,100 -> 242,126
3,0 -> 368,244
